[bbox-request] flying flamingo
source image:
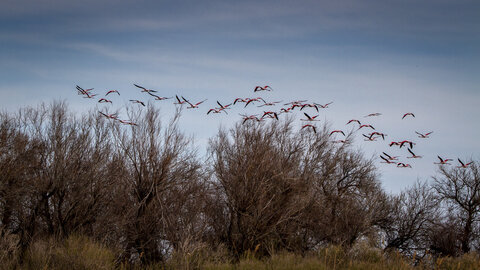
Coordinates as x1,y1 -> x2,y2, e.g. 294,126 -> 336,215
382,152 -> 399,161
254,85 -> 273,92
134,84 -> 157,94
363,134 -> 377,141
129,100 -> 145,106
119,119 -> 137,126
182,97 -> 207,109
76,85 -> 94,95
380,156 -> 396,164
369,132 -> 386,140
358,124 -> 375,130
217,101 -> 232,110
244,97 -> 265,107
397,163 -> 412,168
105,90 -> 120,96
233,98 -> 247,105
415,131 -> 433,138
258,101 -> 282,107
280,107 -> 293,114
402,113 -> 415,119
301,113 -> 320,121
346,119 -> 361,125
399,140 -> 416,149
434,156 -> 452,165
389,141 -> 401,147
314,102 -> 333,109
330,130 -> 345,136
457,159 -> 473,168
174,95 -> 186,105
407,148 -> 422,158
364,113 -> 382,117
300,103 -> 319,112
261,111 -> 278,120
240,114 -> 260,124
301,124 -> 317,133
99,111 -> 118,120
207,108 -> 226,115
149,93 -> 172,101
98,98 -> 112,104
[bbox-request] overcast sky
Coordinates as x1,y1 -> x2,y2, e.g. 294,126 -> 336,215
1,0 -> 479,193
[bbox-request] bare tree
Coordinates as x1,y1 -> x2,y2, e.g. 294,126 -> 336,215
380,181 -> 439,256
433,162 -> 480,253
208,119 -> 312,257
111,105 -> 204,264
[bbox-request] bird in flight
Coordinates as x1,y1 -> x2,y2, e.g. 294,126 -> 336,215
369,132 -> 386,140
254,85 -> 273,92
99,111 -> 118,120
134,84 -> 157,94
346,119 -> 361,125
174,95 -> 187,105
314,102 -> 333,109
407,148 -> 422,159
415,131 -> 433,138
380,155 -> 396,164
129,100 -> 145,106
183,97 -> 207,109
364,113 -> 382,117
402,112 -> 415,119
301,113 -> 319,121
457,159 -> 473,168
258,101 -> 282,107
105,90 -> 120,96
330,130 -> 345,136
399,140 -> 416,149
434,156 -> 452,165
98,98 -> 112,104
397,163 -> 412,168
358,124 -> 375,130
301,124 -> 317,133
382,152 -> 399,161
363,134 -> 377,141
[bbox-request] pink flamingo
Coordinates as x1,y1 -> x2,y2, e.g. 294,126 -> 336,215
434,156 -> 452,165
98,98 -> 112,104
174,95 -> 186,105
301,113 -> 320,121
183,97 -> 207,109
457,159 -> 473,168
407,148 -> 422,159
301,124 -> 317,133
129,100 -> 145,106
314,102 -> 333,109
258,101 -> 282,107
105,90 -> 120,96
358,124 -> 375,130
380,156 -> 396,164
254,85 -> 273,92
346,119 -> 361,125
134,84 -> 157,94
330,130 -> 345,136
402,112 -> 415,119
415,131 -> 433,138
397,163 -> 412,168
382,152 -> 399,161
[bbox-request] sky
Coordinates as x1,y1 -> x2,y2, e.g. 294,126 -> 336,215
1,0 -> 479,193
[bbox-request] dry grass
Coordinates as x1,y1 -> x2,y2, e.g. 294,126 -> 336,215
1,235 -> 479,270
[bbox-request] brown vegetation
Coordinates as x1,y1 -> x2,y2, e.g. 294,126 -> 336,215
0,101 -> 479,268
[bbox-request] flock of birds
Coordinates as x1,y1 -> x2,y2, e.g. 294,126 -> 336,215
75,84 -> 474,170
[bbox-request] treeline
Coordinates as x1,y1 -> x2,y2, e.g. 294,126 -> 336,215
0,101 -> 479,267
